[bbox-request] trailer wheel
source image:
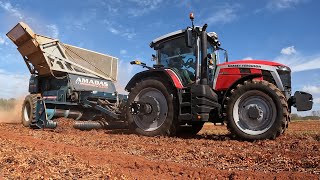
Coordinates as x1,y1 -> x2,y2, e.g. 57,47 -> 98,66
21,94 -> 40,127
127,79 -> 177,136
226,80 -> 288,140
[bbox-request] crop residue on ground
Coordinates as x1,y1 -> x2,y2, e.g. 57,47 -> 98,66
0,119 -> 318,179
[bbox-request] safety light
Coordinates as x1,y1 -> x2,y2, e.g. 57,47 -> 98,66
189,13 -> 194,20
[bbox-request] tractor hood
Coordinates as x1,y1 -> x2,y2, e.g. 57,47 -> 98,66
218,60 -> 290,70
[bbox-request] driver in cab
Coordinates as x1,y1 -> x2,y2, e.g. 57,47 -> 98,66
169,48 -> 196,85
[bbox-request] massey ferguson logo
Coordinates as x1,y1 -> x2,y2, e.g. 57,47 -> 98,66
228,64 -> 262,68
75,77 -> 108,88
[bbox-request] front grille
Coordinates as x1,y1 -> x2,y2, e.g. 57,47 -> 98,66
262,70 -> 276,85
277,70 -> 291,89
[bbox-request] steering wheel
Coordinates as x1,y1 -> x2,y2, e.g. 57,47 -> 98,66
185,58 -> 194,69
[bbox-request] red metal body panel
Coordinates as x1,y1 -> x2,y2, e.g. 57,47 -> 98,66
214,60 -> 282,91
218,60 -> 285,67
215,68 -> 241,91
164,69 -> 184,89
250,68 -> 263,80
165,60 -> 280,91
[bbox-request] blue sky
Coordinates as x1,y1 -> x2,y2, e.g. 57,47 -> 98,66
0,0 -> 319,114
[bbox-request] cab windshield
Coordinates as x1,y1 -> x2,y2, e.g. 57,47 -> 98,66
157,36 -> 196,85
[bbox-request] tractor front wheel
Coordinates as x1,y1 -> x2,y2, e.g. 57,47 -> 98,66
226,80 -> 288,140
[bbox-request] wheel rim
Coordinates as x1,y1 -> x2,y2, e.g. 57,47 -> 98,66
233,90 -> 277,135
23,102 -> 31,122
132,87 -> 168,131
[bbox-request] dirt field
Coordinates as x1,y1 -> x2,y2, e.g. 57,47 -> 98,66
0,119 -> 319,179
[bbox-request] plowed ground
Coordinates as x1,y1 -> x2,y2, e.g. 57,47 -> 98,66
0,120 -> 319,179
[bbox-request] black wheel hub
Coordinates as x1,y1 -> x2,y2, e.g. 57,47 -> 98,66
247,105 -> 262,120
130,96 -> 160,123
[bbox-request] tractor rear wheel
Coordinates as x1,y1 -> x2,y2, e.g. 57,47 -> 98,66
21,94 -> 40,127
126,79 -> 178,136
226,80 -> 288,140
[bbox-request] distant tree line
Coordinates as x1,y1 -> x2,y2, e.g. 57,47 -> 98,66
291,110 -> 320,120
0,98 -> 16,111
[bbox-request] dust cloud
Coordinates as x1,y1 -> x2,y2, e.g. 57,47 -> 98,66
0,100 -> 23,124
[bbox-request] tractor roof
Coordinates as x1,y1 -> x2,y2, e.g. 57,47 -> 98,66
150,26 -> 219,49
150,29 -> 185,48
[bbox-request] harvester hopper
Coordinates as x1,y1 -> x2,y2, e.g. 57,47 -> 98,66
7,22 -> 126,129
7,22 -> 118,81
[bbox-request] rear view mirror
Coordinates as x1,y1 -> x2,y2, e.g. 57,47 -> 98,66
185,29 -> 193,48
218,47 -> 229,63
151,54 -> 157,61
224,50 -> 228,62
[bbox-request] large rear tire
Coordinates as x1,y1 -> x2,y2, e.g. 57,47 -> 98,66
21,94 -> 40,127
226,80 -> 288,140
126,79 -> 178,136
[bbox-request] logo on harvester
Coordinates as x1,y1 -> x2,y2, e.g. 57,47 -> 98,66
75,77 -> 108,88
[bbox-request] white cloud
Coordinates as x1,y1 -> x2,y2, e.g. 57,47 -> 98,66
281,46 -> 297,55
127,0 -> 163,17
267,0 -> 305,10
0,36 -> 6,45
115,60 -> 135,94
122,31 -> 136,39
314,98 -> 320,104
0,1 -> 24,19
293,57 -> 320,72
46,24 -> 59,38
275,54 -> 320,72
0,69 -> 29,98
120,49 -> 127,55
107,27 -> 120,35
274,46 -> 320,72
205,4 -> 239,24
0,1 -> 59,40
114,58 -> 147,94
302,85 -> 320,94
66,9 -> 97,31
243,57 -> 253,60
106,5 -> 119,14
103,20 -> 136,40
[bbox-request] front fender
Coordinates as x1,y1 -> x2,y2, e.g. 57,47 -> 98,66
221,74 -> 262,105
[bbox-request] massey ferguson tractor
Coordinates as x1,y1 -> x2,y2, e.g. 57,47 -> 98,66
6,14 -> 313,140
125,14 -> 313,140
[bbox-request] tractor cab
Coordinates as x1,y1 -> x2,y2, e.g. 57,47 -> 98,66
150,18 -> 227,87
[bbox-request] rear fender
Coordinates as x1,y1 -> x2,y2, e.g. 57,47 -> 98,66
125,69 -> 183,92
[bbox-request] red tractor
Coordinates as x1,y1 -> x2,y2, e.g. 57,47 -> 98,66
125,14 -> 313,140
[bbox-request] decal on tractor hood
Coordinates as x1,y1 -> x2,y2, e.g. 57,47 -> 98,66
227,64 -> 262,68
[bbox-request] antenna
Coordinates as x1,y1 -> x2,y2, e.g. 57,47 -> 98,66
189,13 -> 194,29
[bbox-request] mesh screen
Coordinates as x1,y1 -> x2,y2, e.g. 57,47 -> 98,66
64,44 -> 118,81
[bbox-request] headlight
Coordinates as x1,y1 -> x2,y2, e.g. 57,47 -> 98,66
277,66 -> 291,72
